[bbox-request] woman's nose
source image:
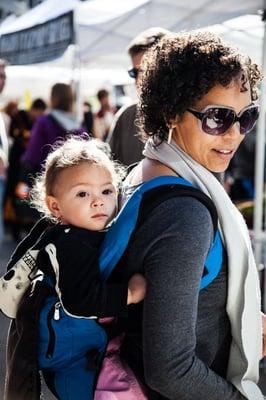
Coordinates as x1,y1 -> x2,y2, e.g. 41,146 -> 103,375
224,122 -> 242,139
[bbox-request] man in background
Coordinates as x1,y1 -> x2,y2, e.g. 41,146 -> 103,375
107,27 -> 170,166
0,59 -> 8,247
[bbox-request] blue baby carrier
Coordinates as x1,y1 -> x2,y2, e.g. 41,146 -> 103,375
100,176 -> 223,289
4,176 -> 223,400
37,176 -> 223,400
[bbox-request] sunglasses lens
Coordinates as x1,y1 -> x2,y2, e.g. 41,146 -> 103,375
239,106 -> 259,134
201,108 -> 235,135
128,68 -> 138,79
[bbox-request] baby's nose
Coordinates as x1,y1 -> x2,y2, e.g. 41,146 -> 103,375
91,197 -> 104,207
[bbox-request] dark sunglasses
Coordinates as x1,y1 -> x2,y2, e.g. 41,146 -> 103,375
128,67 -> 139,79
187,104 -> 259,136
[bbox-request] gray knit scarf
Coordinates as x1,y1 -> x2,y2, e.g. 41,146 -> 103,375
143,138 -> 263,400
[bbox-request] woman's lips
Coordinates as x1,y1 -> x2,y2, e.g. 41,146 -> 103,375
213,148 -> 235,160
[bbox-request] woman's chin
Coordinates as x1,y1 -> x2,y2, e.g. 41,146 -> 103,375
207,161 -> 230,174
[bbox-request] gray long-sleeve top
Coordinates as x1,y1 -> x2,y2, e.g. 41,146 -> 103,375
118,195 -> 245,400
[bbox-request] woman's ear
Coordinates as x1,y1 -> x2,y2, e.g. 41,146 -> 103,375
169,115 -> 181,126
46,196 -> 61,219
167,118 -> 179,144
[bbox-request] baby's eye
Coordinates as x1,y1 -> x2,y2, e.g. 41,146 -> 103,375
77,191 -> 87,198
102,189 -> 113,195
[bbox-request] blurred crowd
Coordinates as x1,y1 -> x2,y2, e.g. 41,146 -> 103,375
0,27 -> 262,246
0,68 -> 121,244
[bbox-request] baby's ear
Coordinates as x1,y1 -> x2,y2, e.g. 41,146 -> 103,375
45,196 -> 61,219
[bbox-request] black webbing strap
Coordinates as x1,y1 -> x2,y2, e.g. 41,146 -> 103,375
136,184 -> 218,233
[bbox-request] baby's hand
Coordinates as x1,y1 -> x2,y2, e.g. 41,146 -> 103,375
127,273 -> 146,305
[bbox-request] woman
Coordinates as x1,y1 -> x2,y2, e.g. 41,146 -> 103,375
116,31 -> 265,399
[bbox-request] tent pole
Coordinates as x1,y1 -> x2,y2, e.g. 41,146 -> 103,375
254,6 -> 266,309
71,43 -> 83,123
254,8 -> 266,263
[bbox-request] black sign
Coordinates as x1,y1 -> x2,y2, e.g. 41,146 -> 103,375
0,11 -> 74,65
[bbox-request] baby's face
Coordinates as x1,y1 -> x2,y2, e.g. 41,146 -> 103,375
47,162 -> 117,231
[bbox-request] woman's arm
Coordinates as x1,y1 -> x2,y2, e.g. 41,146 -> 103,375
141,197 -> 245,400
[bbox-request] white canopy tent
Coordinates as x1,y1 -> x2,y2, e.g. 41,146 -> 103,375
205,14 -> 264,65
0,0 -> 264,122
0,0 -> 263,68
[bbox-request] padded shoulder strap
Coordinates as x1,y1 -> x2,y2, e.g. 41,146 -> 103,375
136,182 -> 218,233
99,176 -> 219,281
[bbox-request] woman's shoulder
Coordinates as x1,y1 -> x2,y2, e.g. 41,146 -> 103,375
122,178 -> 215,233
141,194 -> 214,238
155,194 -> 212,218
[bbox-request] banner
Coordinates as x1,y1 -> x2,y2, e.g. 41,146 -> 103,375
0,11 -> 74,65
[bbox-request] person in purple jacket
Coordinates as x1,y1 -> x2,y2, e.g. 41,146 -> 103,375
16,83 -> 83,197
15,83 -> 83,225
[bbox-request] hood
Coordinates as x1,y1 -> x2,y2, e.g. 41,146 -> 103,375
50,109 -> 81,131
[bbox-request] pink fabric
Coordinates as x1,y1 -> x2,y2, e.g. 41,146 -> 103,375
95,335 -> 147,400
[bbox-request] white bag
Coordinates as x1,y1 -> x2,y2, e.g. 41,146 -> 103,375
0,249 -> 39,318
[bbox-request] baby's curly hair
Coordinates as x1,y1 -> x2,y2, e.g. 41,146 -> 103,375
30,136 -> 126,222
138,30 -> 262,142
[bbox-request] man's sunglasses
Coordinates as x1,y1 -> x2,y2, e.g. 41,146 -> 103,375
128,67 -> 139,79
187,104 -> 259,136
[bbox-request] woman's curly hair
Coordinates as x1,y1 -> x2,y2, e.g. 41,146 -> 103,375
137,30 -> 262,142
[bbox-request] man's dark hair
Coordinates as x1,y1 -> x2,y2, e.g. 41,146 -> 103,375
127,27 -> 170,57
